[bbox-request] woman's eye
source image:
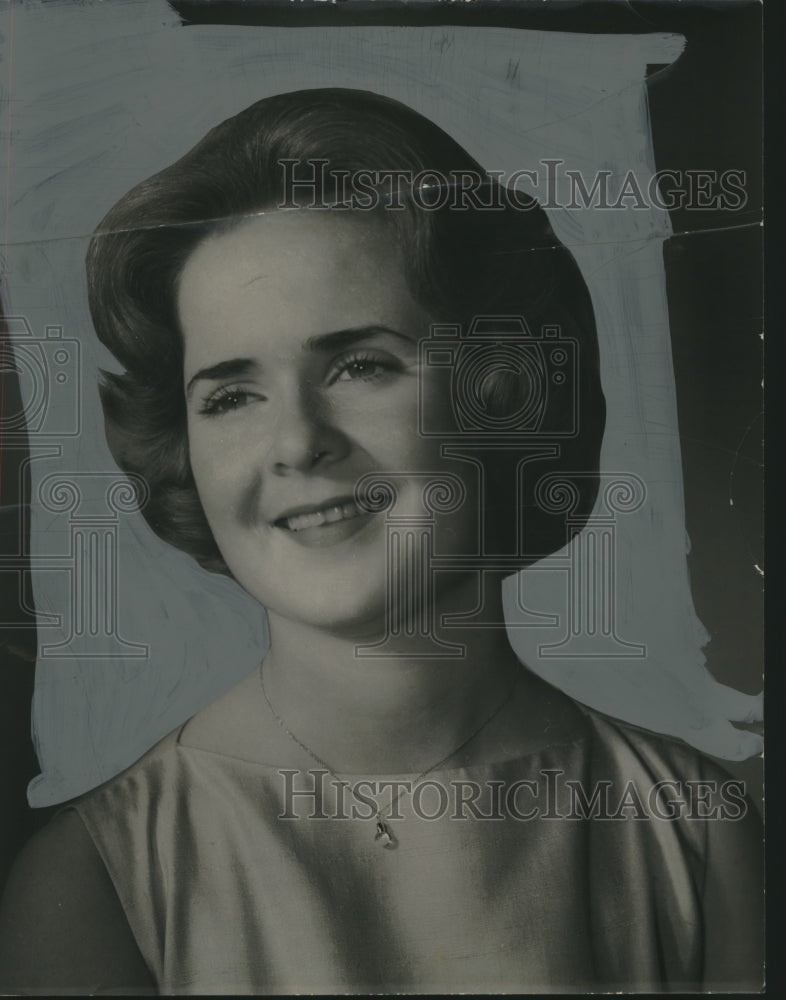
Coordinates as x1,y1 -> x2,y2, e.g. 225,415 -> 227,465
199,387 -> 263,416
330,355 -> 400,384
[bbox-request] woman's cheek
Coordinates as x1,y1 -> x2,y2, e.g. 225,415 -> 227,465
189,436 -> 250,519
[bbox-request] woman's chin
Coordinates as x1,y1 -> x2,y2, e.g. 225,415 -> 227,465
258,588 -> 391,639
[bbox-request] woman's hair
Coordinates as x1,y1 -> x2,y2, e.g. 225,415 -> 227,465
87,88 -> 605,574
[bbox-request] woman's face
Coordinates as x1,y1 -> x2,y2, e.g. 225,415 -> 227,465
178,210 -> 476,635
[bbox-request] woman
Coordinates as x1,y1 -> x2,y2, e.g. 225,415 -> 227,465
0,89 -> 762,994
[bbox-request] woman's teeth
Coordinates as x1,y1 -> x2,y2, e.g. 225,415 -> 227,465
282,501 -> 361,532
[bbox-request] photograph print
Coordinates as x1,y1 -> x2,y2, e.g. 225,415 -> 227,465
0,0 -> 764,994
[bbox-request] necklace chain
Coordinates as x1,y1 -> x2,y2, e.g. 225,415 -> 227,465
258,660 -> 518,849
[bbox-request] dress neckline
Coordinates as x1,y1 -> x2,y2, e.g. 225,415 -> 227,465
175,695 -> 595,777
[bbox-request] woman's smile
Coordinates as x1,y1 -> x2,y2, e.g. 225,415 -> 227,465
274,495 -> 363,532
271,495 -> 377,548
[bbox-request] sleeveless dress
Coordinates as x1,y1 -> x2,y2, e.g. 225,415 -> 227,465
68,704 -> 739,994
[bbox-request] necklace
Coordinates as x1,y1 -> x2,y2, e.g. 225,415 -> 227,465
258,660 -> 518,849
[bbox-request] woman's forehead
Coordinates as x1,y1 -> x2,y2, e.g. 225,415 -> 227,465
180,210 -> 399,295
177,210 -> 427,368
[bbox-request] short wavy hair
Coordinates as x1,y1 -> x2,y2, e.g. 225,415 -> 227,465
87,88 -> 605,575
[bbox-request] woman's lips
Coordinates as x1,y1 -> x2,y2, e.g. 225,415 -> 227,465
272,497 -> 376,548
278,500 -> 362,533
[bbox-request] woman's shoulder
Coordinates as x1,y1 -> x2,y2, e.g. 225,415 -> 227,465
579,704 -> 738,783
0,810 -> 155,993
572,708 -> 763,990
575,706 -> 762,879
511,672 -> 740,789
73,724 -> 186,810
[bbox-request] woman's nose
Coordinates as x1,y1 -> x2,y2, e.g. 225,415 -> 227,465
267,385 -> 349,476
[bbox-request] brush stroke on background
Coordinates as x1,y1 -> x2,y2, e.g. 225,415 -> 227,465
0,0 -> 761,807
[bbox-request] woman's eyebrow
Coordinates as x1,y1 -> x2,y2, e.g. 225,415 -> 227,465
303,325 -> 415,353
185,358 -> 258,400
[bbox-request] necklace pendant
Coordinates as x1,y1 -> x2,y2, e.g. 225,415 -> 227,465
375,820 -> 395,849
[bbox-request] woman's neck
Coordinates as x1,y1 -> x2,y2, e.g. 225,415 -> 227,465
260,577 -> 527,774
